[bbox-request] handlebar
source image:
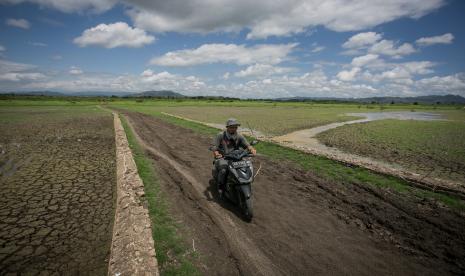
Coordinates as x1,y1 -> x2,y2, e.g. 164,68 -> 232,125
217,149 -> 255,160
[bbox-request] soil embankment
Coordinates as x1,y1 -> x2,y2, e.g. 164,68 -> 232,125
107,113 -> 159,275
121,110 -> 465,275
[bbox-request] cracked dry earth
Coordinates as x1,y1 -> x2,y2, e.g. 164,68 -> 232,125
0,109 -> 116,275
123,110 -> 465,276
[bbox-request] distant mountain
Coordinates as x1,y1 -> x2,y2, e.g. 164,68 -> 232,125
350,94 -> 465,104
0,90 -> 185,98
1,91 -> 463,104
127,90 -> 185,98
275,94 -> 465,104
68,91 -> 130,97
0,91 -> 66,97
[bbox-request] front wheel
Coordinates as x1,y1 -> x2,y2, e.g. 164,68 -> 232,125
239,191 -> 253,221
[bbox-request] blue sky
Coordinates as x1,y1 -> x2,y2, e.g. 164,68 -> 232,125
0,0 -> 464,98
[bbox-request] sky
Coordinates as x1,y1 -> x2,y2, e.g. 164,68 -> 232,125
0,0 -> 464,98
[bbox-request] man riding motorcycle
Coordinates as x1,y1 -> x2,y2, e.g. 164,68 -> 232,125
212,118 -> 257,196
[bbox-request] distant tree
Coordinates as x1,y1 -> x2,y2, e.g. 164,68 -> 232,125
413,102 -> 418,105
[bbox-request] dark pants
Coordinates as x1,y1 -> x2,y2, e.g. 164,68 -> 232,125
214,158 -> 228,190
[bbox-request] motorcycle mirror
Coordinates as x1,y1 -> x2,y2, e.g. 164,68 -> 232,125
250,140 -> 259,145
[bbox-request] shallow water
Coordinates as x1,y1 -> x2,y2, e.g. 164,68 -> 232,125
346,111 -> 444,121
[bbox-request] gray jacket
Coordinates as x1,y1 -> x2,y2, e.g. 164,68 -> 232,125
212,131 -> 250,155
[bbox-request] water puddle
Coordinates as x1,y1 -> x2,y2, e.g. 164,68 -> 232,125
274,111 -> 444,142
346,111 -> 444,121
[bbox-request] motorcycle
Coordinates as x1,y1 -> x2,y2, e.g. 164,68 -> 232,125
212,143 -> 258,221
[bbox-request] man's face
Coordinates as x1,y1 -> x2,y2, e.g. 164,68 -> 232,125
227,125 -> 238,134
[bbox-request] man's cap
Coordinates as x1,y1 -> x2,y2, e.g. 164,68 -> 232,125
226,118 -> 240,127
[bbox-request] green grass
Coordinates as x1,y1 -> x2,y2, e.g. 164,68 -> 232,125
0,105 -> 107,124
120,115 -> 200,276
317,119 -> 465,182
107,98 -> 465,136
115,105 -> 465,211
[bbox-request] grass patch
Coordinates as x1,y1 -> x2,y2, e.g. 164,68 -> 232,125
116,107 -> 465,211
317,119 -> 465,182
119,115 -> 200,276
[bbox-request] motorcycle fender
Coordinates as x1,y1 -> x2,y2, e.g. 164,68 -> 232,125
239,184 -> 252,199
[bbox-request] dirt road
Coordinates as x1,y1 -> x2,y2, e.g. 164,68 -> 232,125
122,110 -> 465,275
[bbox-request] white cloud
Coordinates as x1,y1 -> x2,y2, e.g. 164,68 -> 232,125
0,45 -> 5,51
150,43 -> 297,66
18,69 -> 206,94
311,46 -> 325,53
351,54 -> 379,67
0,1 -> 446,39
361,61 -> 436,85
0,59 -> 46,81
0,72 -> 45,81
6,18 -> 30,29
69,66 -> 83,75
337,67 -> 361,81
342,32 -> 416,58
74,22 -> 155,48
139,69 -> 206,92
226,70 -> 377,98
368,40 -> 416,59
222,72 -> 230,80
262,78 -> 272,84
401,61 -> 435,75
125,0 -> 444,39
30,42 -> 47,47
4,61 -> 463,98
416,33 -> 454,46
415,73 -> 465,94
0,59 -> 35,73
51,55 -> 62,60
234,64 -> 295,78
140,69 -> 175,82
343,32 -> 382,49
0,0 -> 116,13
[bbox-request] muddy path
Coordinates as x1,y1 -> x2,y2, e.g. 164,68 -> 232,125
121,110 -> 465,275
272,111 -> 465,196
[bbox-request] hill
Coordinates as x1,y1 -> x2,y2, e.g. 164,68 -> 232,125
275,94 -> 465,104
127,90 -> 185,98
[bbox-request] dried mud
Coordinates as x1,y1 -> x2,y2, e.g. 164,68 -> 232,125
122,110 -> 465,275
0,113 -> 116,275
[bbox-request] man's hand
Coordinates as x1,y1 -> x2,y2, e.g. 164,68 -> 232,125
214,151 -> 223,159
248,146 -> 257,156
